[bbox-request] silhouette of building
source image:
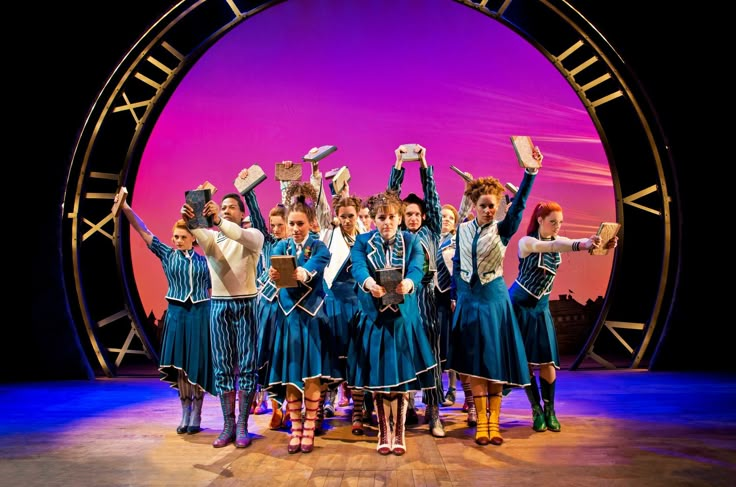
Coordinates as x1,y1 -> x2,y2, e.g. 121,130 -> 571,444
550,294 -> 603,355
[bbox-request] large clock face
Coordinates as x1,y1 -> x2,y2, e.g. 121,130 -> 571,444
62,0 -> 677,376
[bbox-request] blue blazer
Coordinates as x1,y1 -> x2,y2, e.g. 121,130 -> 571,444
272,234 -> 331,316
350,230 -> 424,322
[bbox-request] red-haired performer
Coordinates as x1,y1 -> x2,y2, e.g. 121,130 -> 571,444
510,201 -> 617,433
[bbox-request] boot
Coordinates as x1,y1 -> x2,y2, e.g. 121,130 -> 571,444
187,395 -> 204,434
488,393 -> 503,445
526,375 -> 547,432
268,399 -> 284,430
324,386 -> 337,418
363,391 -> 376,426
177,397 -> 192,434
286,398 -> 302,454
473,395 -> 490,445
253,389 -> 268,415
301,396 -> 319,453
462,382 -> 477,425
212,391 -> 236,448
406,394 -> 419,425
315,388 -> 326,434
541,378 -> 561,432
351,389 -> 365,435
426,404 -> 446,438
235,389 -> 256,448
338,382 -> 351,407
391,394 -> 408,455
374,394 -> 392,455
442,387 -> 456,407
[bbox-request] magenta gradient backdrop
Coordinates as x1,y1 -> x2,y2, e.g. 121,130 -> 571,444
131,0 -> 616,319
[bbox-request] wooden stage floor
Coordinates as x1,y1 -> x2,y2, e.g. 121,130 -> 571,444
1,368 -> 735,486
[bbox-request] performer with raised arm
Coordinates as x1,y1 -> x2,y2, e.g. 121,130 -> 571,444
386,143 -> 447,437
510,201 -> 617,433
181,190 -> 264,449
447,145 -> 543,446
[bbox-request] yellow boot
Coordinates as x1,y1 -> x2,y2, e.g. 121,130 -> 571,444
488,393 -> 503,445
472,395 -> 489,445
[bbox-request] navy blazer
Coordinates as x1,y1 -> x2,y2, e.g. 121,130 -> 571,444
350,230 -> 424,322
271,234 -> 331,316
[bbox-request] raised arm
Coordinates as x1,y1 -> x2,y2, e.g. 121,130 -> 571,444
387,146 -> 406,194
497,146 -> 543,242
418,145 -> 442,236
120,200 -> 154,247
519,234 -> 601,257
309,161 -> 333,232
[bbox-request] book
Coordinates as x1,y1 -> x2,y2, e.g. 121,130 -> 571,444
510,135 -> 542,169
450,165 -> 472,183
275,162 -> 303,181
325,166 -> 351,195
184,188 -> 213,229
400,143 -> 420,162
111,186 -> 128,217
303,145 -> 337,162
234,164 -> 267,194
200,180 -> 217,196
590,222 -> 621,256
375,267 -> 404,306
270,255 -> 298,288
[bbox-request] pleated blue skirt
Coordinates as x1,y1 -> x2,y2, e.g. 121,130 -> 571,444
158,299 -> 216,396
265,306 -> 342,400
509,283 -> 560,368
347,304 -> 438,393
447,277 -> 530,388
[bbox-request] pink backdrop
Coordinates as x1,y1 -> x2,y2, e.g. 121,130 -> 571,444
130,0 -> 616,319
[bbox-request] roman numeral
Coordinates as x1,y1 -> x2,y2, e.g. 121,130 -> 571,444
556,41 -> 624,108
623,185 -> 661,216
113,41 -> 185,126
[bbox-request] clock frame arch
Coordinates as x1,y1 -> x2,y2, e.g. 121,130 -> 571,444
62,0 -> 678,376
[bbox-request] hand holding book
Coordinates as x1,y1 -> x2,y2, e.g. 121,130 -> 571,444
590,222 -> 621,256
510,136 -> 543,169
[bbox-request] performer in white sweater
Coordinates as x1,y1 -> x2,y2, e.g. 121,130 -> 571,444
182,191 -> 264,449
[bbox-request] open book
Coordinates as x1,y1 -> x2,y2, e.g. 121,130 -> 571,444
510,136 -> 542,169
275,162 -> 303,181
376,267 -> 404,306
400,143 -> 420,162
199,180 -> 217,196
325,166 -> 351,195
184,188 -> 213,229
111,187 -> 128,217
590,222 -> 621,256
234,164 -> 267,194
303,145 -> 337,162
270,255 -> 298,288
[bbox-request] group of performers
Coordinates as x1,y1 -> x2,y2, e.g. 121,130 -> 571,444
118,141 -> 617,454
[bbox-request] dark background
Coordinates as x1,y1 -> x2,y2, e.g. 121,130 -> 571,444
23,2 -> 714,382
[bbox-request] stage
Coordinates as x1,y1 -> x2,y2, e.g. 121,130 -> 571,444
2,368 -> 734,486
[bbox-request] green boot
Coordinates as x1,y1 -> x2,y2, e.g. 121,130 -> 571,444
541,378 -> 561,432
525,375 -> 547,432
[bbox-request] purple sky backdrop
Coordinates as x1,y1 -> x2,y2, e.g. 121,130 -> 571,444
130,0 -> 616,318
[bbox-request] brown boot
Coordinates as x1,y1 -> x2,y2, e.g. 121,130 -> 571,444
268,399 -> 284,430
